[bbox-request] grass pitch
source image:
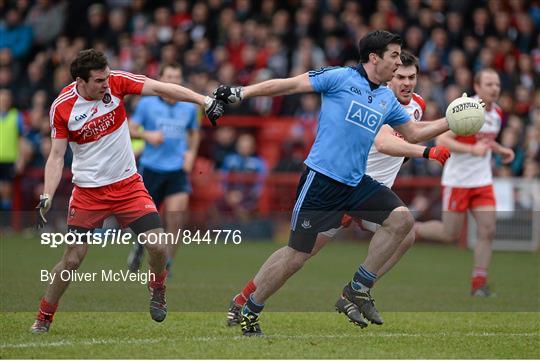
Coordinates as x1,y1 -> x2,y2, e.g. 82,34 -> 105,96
1,233 -> 539,358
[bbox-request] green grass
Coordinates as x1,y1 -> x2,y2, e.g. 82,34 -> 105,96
1,233 -> 539,358
1,312 -> 539,359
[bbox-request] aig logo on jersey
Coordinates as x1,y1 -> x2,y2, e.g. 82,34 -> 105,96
345,101 -> 383,134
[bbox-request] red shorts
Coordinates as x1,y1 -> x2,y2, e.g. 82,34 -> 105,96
67,173 -> 158,229
442,185 -> 496,212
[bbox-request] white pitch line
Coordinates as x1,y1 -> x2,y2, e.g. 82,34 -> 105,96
1,337 -> 166,349
2,332 -> 538,349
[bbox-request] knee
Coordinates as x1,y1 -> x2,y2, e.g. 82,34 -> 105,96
478,223 -> 496,242
145,241 -> 167,257
285,247 -> 310,271
142,231 -> 167,256
63,253 -> 84,271
383,207 -> 414,235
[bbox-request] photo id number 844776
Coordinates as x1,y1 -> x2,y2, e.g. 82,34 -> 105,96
180,229 -> 242,245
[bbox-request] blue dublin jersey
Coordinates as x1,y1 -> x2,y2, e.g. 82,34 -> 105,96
132,96 -> 199,172
306,65 -> 411,186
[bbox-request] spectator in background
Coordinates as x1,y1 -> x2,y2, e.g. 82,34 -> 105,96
0,89 -> 24,221
24,0 -> 66,49
274,140 -> 306,173
0,8 -> 33,60
212,126 -> 237,169
105,7 -> 128,52
291,93 -> 320,147
19,108 -> 49,170
2,0 -> 539,184
83,3 -> 108,47
17,60 -> 51,108
219,133 -> 267,220
154,7 -> 174,45
264,35 -> 288,78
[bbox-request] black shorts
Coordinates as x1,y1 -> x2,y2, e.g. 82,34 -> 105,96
288,168 -> 405,253
141,167 -> 191,209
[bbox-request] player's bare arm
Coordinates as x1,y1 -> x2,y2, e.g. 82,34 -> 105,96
142,78 -> 206,106
184,128 -> 201,172
43,138 -> 67,200
142,78 -> 224,125
436,130 -> 490,156
375,125 -> 450,165
489,140 -> 515,163
37,138 -> 68,227
213,73 -> 314,103
393,117 -> 449,144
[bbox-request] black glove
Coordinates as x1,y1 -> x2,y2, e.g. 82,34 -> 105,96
204,96 -> 225,126
36,194 -> 51,229
213,85 -> 243,104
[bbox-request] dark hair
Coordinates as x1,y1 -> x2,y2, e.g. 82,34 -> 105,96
400,50 -> 419,72
358,30 -> 402,63
159,62 -> 182,77
70,49 -> 108,82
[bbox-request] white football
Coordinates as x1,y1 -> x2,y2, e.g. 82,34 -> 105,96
445,95 -> 485,136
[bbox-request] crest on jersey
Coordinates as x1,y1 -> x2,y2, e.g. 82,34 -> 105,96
414,109 -> 419,120
102,93 -> 112,104
379,100 -> 387,111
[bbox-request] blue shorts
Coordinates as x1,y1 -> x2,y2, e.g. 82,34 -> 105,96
289,168 -> 405,253
141,167 -> 191,209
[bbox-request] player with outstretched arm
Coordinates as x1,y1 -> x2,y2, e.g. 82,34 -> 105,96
31,49 -> 224,333
225,50 -> 451,329
213,31 -> 458,336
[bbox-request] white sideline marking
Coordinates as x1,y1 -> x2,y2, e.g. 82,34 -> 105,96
2,333 -> 539,349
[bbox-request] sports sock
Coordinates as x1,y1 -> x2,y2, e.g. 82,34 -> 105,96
242,294 -> 264,316
471,267 -> 487,290
234,279 -> 256,306
351,265 -> 377,292
38,298 -> 58,321
149,269 -> 168,289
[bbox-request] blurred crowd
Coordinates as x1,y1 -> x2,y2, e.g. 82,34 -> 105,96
1,0 -> 539,215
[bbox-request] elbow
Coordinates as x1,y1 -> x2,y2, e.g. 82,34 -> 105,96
374,140 -> 387,154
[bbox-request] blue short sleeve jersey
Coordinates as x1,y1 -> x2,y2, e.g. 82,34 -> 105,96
306,65 -> 411,186
132,96 -> 199,172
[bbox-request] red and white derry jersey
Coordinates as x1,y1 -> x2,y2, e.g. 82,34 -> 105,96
365,93 -> 425,187
49,71 -> 146,187
442,97 -> 502,188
